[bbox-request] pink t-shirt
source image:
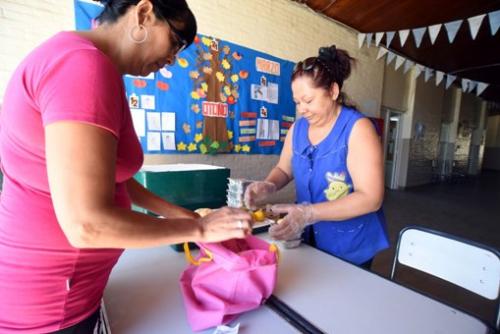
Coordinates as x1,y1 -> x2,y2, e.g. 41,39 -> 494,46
0,32 -> 143,333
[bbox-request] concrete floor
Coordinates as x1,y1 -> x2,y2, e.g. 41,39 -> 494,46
371,169 -> 500,330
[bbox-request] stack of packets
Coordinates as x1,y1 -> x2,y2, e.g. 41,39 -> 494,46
226,178 -> 274,232
226,178 -> 300,248
226,178 -> 253,209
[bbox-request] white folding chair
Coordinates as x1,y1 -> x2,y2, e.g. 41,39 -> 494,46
391,226 -> 500,331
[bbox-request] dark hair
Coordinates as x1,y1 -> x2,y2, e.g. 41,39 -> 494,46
292,45 -> 356,109
93,0 -> 197,47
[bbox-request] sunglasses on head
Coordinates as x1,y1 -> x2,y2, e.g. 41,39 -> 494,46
294,58 -> 318,72
294,57 -> 334,76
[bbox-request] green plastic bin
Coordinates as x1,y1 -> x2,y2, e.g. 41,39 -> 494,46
134,164 -> 230,211
133,164 -> 230,251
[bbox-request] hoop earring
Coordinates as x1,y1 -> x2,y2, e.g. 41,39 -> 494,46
128,25 -> 148,44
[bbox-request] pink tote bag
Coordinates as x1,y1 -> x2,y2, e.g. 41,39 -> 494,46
179,235 -> 279,331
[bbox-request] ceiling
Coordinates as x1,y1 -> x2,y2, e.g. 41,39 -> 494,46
291,0 -> 500,104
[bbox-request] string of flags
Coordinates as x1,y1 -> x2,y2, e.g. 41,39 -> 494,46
358,10 -> 500,97
358,10 -> 500,48
374,47 -> 489,96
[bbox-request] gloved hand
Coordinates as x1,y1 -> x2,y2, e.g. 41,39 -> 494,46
268,203 -> 316,241
243,181 -> 277,210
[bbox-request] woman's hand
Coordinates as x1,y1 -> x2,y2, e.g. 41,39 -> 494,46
268,204 -> 315,240
197,207 -> 253,242
243,181 -> 277,210
170,207 -> 200,220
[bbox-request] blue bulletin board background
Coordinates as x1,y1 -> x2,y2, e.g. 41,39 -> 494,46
74,0 -> 296,155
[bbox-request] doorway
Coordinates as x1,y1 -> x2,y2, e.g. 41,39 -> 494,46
384,110 -> 402,189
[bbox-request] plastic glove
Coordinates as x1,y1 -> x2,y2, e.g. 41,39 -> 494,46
243,181 -> 277,210
268,203 -> 316,241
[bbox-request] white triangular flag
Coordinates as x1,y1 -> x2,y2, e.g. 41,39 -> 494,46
435,71 -> 444,86
468,81 -> 478,93
358,33 -> 366,48
399,29 -> 410,47
476,82 -> 489,96
424,67 -> 433,82
376,47 -> 388,60
395,56 -> 405,70
461,78 -> 470,92
445,74 -> 456,89
375,32 -> 384,46
386,51 -> 396,65
412,27 -> 426,48
444,20 -> 463,43
385,31 -> 395,47
428,24 -> 442,44
415,64 -> 424,79
488,10 -> 500,35
366,33 -> 373,48
468,14 -> 486,40
403,60 -> 415,74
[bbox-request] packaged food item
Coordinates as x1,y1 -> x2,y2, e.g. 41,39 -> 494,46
194,207 -> 213,217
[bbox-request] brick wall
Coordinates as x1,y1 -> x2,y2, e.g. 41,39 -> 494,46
151,0 -> 386,201
484,115 -> 500,170
456,92 -> 482,173
406,75 -> 445,186
0,0 -> 385,202
381,64 -> 409,112
0,0 -> 74,103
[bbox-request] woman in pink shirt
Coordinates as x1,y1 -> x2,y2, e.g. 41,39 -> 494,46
0,0 -> 253,333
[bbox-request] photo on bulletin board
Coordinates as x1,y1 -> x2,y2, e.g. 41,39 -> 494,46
74,0 -> 296,155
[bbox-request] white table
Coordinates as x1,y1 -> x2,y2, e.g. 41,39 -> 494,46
103,245 -> 300,334
104,236 -> 490,334
270,238 -> 491,334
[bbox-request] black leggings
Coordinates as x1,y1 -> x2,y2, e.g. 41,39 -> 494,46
50,308 -> 100,334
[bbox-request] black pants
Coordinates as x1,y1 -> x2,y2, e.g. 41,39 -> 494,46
50,308 -> 100,334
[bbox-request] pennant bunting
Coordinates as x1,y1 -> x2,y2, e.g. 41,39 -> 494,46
371,50 -> 490,96
357,33 -> 366,48
468,81 -> 478,93
424,67 -> 433,82
488,10 -> 500,35
358,10 -> 496,50
399,29 -> 410,47
476,82 -> 489,96
444,20 -> 462,43
376,47 -> 388,60
395,55 -> 405,70
468,14 -> 486,39
403,60 -> 415,74
366,33 -> 373,47
428,24 -> 442,44
415,64 -> 424,79
358,10 -> 497,98
385,31 -> 395,47
375,32 -> 384,46
461,78 -> 470,92
386,51 -> 396,65
435,71 -> 444,86
445,74 -> 456,89
412,27 -> 426,47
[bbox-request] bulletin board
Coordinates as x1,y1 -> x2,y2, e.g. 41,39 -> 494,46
74,0 -> 296,155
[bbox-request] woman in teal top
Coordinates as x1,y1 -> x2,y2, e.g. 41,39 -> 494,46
244,45 -> 388,268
